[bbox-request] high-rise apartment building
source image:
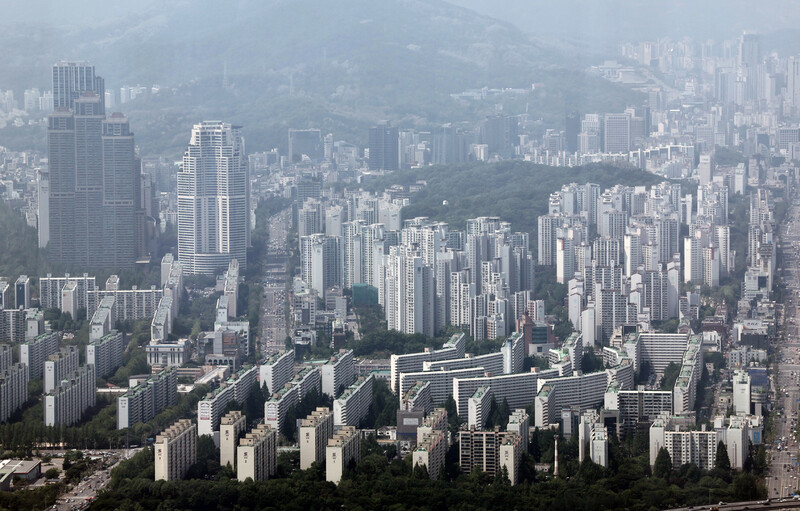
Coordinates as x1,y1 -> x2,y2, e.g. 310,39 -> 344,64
154,419 -> 197,481
44,364 -> 96,426
178,121 -> 249,275
237,423 -> 277,482
299,407 -> 334,470
326,426 -> 360,484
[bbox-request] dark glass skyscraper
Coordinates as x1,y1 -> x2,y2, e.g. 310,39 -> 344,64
368,121 -> 399,171
52,61 -> 105,115
46,63 -> 141,270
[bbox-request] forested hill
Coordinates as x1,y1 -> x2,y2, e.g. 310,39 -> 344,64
0,200 -> 51,279
368,161 -> 664,237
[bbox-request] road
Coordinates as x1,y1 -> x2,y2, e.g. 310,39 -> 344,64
769,196 -> 800,498
260,208 -> 291,355
53,449 -> 141,511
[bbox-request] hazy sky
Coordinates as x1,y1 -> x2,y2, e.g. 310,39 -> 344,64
1,0 -> 798,44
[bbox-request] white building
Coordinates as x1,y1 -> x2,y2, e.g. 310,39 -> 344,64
334,373 -> 375,427
326,426 -> 360,484
20,332 -> 59,380
43,346 -> 79,394
43,365 -> 96,427
155,419 -> 197,481
86,330 -> 125,379
299,407 -> 334,470
259,350 -> 294,394
389,333 -> 466,393
220,410 -> 246,469
177,121 -> 249,275
321,349 -> 355,398
732,370 -> 751,415
237,423 -> 277,482
467,386 -> 493,429
412,428 -> 448,480
649,414 -> 718,470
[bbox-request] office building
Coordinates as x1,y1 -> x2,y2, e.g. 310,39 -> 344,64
44,346 -> 79,393
733,370 -> 751,415
52,61 -> 105,113
154,419 -> 197,481
178,121 -> 249,275
220,410 -> 246,469
299,407 -> 334,470
237,423 -> 277,482
47,74 -> 140,269
14,276 -> 30,309
326,426 -> 361,484
368,121 -> 399,171
20,332 -> 59,380
43,364 -> 96,426
604,113 -> 631,153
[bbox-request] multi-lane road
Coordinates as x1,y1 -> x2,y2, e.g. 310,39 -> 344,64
769,197 -> 800,498
52,449 -> 141,511
260,208 -> 290,355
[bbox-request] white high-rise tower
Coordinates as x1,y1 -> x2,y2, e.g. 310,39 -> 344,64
178,121 -> 249,275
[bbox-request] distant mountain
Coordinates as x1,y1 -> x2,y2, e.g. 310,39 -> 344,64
448,0 -> 800,44
0,0 -> 638,156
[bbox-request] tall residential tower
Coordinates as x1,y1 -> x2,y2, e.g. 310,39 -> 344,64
177,121 -> 249,275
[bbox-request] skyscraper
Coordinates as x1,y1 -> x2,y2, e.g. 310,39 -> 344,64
603,113 -> 631,154
46,61 -> 141,270
52,61 -> 105,115
368,121 -> 399,171
178,121 -> 249,275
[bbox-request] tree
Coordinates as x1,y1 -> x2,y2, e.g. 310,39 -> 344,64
653,447 -> 672,479
660,362 -> 681,390
44,468 -> 60,479
715,441 -> 731,472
